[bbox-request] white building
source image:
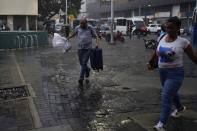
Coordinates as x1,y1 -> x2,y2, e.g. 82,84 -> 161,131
0,0 -> 38,31
87,0 -> 196,28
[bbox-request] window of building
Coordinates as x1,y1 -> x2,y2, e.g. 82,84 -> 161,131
29,16 -> 36,30
13,16 -> 26,30
0,16 -> 7,31
180,2 -> 196,17
155,5 -> 171,12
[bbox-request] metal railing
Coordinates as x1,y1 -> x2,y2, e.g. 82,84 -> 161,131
15,34 -> 39,49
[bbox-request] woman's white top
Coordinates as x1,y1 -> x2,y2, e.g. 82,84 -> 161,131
157,35 -> 190,68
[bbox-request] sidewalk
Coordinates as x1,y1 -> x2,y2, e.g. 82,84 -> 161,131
0,52 -> 34,131
0,36 -> 197,131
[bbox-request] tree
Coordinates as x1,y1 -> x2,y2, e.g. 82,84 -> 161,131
68,0 -> 82,18
38,0 -> 83,21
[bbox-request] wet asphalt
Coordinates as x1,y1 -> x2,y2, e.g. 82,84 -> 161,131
0,34 -> 197,131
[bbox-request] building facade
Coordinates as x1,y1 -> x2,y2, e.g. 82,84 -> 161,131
0,0 -> 38,31
86,0 -> 196,28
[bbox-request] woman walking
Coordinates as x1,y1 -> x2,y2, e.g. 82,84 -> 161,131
147,16 -> 197,131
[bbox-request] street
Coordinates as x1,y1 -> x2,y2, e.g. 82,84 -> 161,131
0,35 -> 197,131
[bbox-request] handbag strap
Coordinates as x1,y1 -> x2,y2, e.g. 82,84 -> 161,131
155,34 -> 166,52
158,34 -> 166,44
148,34 -> 166,67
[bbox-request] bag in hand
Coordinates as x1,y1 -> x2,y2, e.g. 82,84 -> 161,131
149,52 -> 158,69
90,47 -> 103,71
52,33 -> 71,52
52,33 -> 65,47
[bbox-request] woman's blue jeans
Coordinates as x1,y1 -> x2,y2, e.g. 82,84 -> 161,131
78,49 -> 91,80
159,67 -> 184,124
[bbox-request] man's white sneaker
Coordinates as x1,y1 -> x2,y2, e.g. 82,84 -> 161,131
171,106 -> 186,118
153,121 -> 165,131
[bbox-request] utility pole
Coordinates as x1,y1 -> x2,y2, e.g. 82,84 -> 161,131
110,0 -> 114,44
196,0 -> 197,7
139,5 -> 141,16
65,0 -> 68,25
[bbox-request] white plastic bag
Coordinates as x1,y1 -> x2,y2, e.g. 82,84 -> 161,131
52,33 -> 71,52
52,33 -> 66,47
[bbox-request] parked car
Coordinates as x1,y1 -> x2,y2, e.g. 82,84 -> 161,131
147,24 -> 161,34
100,25 -> 110,33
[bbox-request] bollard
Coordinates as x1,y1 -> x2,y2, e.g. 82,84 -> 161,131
27,35 -> 34,48
16,35 -> 21,49
22,35 -> 28,49
33,34 -> 38,48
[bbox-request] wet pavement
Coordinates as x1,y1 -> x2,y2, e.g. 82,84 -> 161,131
0,35 -> 197,131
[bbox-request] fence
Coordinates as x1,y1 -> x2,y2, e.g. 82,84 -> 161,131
0,31 -> 48,49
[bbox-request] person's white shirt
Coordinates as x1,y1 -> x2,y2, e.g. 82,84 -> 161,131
157,35 -> 190,68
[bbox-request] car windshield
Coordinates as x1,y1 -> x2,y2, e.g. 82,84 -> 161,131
100,26 -> 110,30
135,21 -> 145,27
150,25 -> 156,27
88,20 -> 97,27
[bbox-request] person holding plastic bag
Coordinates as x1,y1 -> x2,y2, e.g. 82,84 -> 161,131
52,23 -> 71,52
67,17 -> 98,88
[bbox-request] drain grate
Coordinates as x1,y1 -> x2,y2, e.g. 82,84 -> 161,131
0,85 -> 30,100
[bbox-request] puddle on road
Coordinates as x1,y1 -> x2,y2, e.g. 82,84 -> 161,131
42,52 -> 195,131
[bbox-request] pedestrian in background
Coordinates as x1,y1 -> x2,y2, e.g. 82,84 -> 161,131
147,16 -> 197,131
135,24 -> 141,39
68,17 -> 98,88
127,24 -> 133,39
